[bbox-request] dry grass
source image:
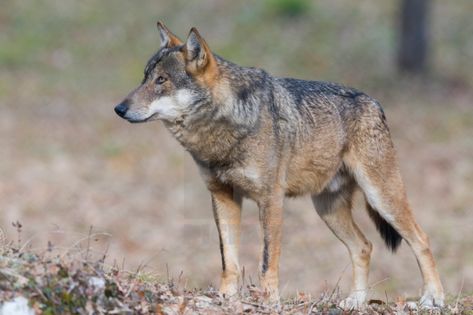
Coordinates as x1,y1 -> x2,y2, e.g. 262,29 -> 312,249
1,239 -> 472,314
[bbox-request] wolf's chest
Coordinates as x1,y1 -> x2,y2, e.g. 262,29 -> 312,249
215,164 -> 263,195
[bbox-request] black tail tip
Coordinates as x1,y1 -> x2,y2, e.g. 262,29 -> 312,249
382,223 -> 403,252
367,205 -> 402,252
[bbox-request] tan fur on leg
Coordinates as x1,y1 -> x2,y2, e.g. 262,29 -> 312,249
346,145 -> 444,307
313,185 -> 372,310
211,185 -> 242,297
258,188 -> 284,303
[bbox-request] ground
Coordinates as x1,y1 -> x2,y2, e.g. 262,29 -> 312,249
0,243 -> 472,314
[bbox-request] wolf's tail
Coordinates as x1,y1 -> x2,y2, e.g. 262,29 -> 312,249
366,202 -> 402,252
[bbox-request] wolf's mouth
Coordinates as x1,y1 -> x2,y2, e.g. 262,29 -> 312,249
126,113 -> 160,124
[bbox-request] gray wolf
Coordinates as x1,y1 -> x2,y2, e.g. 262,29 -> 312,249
114,21 -> 444,309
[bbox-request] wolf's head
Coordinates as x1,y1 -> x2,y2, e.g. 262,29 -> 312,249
114,22 -> 219,123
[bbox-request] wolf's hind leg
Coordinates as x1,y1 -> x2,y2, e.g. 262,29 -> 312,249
352,162 -> 444,307
211,186 -> 242,297
345,130 -> 445,307
312,184 -> 372,310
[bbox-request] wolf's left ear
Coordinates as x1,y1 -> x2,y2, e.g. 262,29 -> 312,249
183,27 -> 216,74
157,21 -> 183,49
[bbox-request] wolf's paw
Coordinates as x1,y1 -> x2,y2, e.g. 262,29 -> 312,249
219,282 -> 238,298
264,289 -> 280,305
419,290 -> 445,309
339,292 -> 367,310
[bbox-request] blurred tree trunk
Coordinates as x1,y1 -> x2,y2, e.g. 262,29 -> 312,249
398,0 -> 430,74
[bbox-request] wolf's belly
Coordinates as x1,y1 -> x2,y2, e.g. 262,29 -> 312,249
284,152 -> 343,197
285,167 -> 334,197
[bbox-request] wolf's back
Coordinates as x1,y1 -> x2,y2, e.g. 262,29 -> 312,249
273,77 -> 383,139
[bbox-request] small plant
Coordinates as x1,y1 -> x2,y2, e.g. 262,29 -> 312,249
11,221 -> 23,250
265,0 -> 311,18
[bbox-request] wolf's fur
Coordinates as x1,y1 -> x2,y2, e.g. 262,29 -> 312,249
114,22 -> 445,309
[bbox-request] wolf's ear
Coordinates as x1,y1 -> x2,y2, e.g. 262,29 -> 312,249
157,21 -> 183,49
183,27 -> 216,74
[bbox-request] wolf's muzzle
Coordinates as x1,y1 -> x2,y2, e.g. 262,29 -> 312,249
114,101 -> 129,118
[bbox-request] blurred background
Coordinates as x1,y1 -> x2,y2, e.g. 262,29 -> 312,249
1,0 -> 472,301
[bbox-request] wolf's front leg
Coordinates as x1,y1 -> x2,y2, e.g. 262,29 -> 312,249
211,186 -> 242,297
258,192 -> 284,303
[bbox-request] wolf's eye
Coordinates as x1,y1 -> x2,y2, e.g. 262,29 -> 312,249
155,76 -> 167,85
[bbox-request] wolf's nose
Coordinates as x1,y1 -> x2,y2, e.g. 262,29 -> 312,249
114,101 -> 129,117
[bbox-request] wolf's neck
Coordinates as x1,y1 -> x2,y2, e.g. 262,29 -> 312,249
166,120 -> 238,164
165,74 -> 265,165
164,103 -> 258,166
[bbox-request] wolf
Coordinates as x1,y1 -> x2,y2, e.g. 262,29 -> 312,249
114,22 -> 444,309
